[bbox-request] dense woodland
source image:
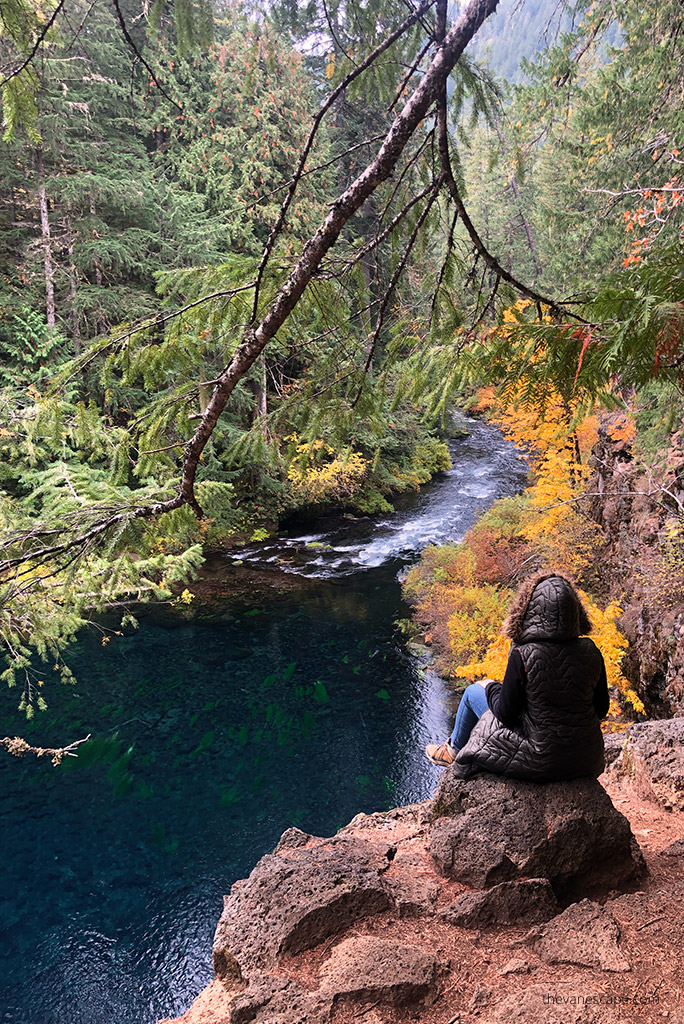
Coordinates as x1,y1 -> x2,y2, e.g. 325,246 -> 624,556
0,0 -> 682,732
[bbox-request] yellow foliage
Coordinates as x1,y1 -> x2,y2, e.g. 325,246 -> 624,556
287,441 -> 368,504
574,414 -> 599,459
582,594 -> 644,714
446,584 -> 512,670
456,632 -> 511,682
488,390 -> 602,578
456,589 -> 641,714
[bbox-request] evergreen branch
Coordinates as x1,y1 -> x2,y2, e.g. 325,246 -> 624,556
435,78 -> 585,323
138,440 -> 191,454
54,283 -> 255,392
282,296 -> 384,354
0,0 -> 67,87
353,176 -> 445,405
316,178 -> 438,279
429,207 -> 459,327
249,0 -> 439,324
1,497 -> 182,574
109,0 -> 182,112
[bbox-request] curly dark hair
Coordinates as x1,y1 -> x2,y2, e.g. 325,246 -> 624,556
502,570 -> 593,641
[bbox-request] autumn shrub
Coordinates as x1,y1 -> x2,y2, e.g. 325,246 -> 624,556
447,584 -> 512,674
403,543 -> 476,604
464,496 -> 533,583
285,436 -> 368,506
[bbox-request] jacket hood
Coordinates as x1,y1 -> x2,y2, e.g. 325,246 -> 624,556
503,572 -> 592,643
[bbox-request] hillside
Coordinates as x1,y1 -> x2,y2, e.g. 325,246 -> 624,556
463,0 -> 573,81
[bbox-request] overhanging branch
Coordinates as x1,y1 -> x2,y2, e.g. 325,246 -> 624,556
435,77 -> 585,323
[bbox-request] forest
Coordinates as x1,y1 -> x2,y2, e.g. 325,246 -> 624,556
1,1 -> 683,1021
0,0 -> 682,727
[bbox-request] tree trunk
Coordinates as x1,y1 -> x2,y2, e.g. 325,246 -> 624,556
65,211 -> 80,353
173,0 -> 502,515
36,148 -> 56,329
199,367 -> 211,415
255,354 -> 268,436
89,193 -> 106,333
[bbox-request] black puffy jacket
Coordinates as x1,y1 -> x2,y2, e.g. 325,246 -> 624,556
450,577 -> 606,781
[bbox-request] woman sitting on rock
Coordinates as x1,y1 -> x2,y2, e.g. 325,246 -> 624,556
425,572 -> 610,780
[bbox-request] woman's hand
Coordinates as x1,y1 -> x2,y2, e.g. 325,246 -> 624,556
474,677 -> 495,687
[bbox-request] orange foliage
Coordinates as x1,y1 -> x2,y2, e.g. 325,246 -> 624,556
606,413 -> 636,443
622,161 -> 683,266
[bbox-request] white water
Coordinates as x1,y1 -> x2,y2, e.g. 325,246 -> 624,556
228,418 -> 528,577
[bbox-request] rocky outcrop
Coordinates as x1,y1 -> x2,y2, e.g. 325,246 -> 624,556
440,878 -> 559,929
479,983 -> 623,1024
160,768 -> 665,1024
212,836 -> 394,979
605,717 -> 684,811
528,899 -> 631,972
590,417 -> 684,716
429,771 -> 645,899
319,936 -> 439,1006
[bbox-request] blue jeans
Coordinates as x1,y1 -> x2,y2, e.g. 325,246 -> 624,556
450,683 -> 489,750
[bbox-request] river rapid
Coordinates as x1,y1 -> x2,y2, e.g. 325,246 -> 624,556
0,418 -> 527,1024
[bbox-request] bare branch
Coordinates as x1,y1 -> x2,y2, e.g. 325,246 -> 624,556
388,36 -> 434,113
109,0 -> 181,111
316,178 -> 439,280
353,177 -> 444,400
429,207 -> 459,326
1,734 -> 91,766
245,134 -> 387,211
436,76 -> 584,322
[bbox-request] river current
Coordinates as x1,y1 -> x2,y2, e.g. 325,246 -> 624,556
0,418 -> 526,1024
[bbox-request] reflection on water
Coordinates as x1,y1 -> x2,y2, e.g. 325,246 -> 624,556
0,419 -> 527,1024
